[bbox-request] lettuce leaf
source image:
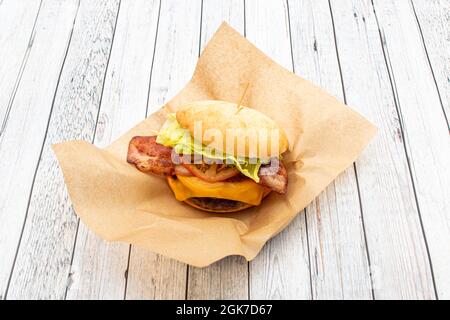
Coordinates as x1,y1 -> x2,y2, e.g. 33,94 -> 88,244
156,114 -> 264,182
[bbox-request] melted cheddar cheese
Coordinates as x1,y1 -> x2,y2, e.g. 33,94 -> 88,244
167,176 -> 265,206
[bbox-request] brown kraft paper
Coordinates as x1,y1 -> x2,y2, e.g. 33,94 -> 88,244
53,23 -> 377,267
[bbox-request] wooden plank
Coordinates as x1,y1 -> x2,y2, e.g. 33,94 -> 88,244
126,248 -> 187,300
6,0 -> 120,299
0,0 -> 80,300
186,0 -> 248,300
0,0 -> 41,125
188,256 -> 248,300
65,0 -> 160,300
245,0 -> 311,299
125,0 -> 202,300
144,0 -> 202,115
200,0 -> 245,48
329,0 -> 436,299
287,0 -> 372,299
372,0 -> 450,300
411,0 -> 450,125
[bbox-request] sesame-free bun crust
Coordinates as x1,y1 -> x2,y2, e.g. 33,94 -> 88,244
176,100 -> 288,159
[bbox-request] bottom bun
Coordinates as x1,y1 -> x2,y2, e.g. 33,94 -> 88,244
184,197 -> 255,213
183,189 -> 272,213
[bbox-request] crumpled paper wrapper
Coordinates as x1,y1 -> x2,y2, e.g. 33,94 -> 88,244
53,23 -> 376,267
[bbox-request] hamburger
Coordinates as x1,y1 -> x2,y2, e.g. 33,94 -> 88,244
127,100 -> 288,213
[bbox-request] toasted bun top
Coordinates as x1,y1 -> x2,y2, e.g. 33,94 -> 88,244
176,100 -> 288,158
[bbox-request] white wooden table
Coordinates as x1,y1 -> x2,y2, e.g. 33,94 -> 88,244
0,0 -> 449,300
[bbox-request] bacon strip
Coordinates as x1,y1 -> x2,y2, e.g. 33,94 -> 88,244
127,136 -> 288,193
258,159 -> 288,194
127,136 -> 175,176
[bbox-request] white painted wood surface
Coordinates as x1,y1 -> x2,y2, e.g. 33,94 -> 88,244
0,0 -> 80,299
0,0 -> 449,300
372,0 -> 450,299
411,0 -> 450,125
288,0 -> 372,299
0,0 -> 41,125
330,0 -> 435,299
66,0 -> 160,300
6,0 -> 120,299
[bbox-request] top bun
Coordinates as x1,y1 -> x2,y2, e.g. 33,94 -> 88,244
176,100 -> 288,159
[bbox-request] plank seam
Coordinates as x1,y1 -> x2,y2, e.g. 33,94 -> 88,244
123,244 -> 132,300
197,0 -> 204,57
328,0 -> 375,300
3,0 -> 82,299
286,0 -> 314,300
184,0 -> 204,300
409,0 -> 449,128
64,216 -> 80,298
352,163 -> 375,300
303,209 -> 314,299
243,0 -> 246,37
247,258 -> 250,300
285,0 -> 296,74
0,0 -> 43,139
123,0 -> 162,300
144,0 -> 162,118
370,0 -> 439,300
63,0 -> 123,300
